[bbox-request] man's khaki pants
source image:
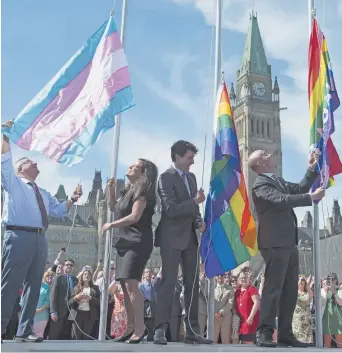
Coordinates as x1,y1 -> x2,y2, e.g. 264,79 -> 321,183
214,314 -> 232,344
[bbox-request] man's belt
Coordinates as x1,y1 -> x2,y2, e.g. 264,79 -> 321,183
6,225 -> 46,234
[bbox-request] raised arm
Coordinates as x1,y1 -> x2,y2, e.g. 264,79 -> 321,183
254,183 -> 313,210
282,169 -> 318,195
191,174 -> 204,229
283,150 -> 320,194
107,178 -> 117,212
102,197 -> 147,233
2,134 -> 10,155
1,124 -> 16,193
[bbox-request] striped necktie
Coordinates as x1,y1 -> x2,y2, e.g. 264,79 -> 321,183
29,182 -> 49,228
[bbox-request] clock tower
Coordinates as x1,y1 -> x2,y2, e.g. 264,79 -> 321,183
231,13 -> 283,212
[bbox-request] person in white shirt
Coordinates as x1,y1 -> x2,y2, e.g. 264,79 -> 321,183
68,270 -> 100,340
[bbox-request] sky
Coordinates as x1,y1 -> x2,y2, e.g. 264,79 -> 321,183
1,0 -> 342,226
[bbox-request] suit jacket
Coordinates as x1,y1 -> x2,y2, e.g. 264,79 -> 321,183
155,167 -> 202,249
252,170 -> 317,249
214,284 -> 234,317
68,285 -> 100,322
49,275 -> 71,319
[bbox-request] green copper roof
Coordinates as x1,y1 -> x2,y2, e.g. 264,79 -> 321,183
239,14 -> 270,77
55,184 -> 67,200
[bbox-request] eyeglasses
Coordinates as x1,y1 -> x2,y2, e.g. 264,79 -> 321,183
65,263 -> 73,267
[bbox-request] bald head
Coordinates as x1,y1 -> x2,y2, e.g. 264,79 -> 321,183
248,150 -> 277,174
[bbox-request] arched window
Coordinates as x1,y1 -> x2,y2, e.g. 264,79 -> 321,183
257,120 -> 260,134
267,121 -> 270,138
262,121 -> 264,136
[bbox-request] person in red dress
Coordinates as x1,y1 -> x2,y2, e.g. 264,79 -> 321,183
235,269 -> 260,344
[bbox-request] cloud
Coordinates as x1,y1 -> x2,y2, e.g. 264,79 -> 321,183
339,2 -> 342,17
134,52 -> 212,130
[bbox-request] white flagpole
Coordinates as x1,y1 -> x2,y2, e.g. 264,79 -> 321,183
309,0 -> 323,348
99,0 -> 128,341
207,0 -> 222,341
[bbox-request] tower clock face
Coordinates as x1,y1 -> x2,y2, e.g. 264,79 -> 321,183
252,82 -> 265,96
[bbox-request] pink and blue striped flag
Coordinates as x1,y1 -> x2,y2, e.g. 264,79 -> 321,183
2,15 -> 134,166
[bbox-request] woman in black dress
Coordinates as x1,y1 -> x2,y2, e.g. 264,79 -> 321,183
102,159 -> 157,344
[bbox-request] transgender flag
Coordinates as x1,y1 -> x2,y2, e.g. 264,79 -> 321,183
3,15 -> 134,166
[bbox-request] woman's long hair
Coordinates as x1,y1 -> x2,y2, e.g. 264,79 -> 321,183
124,159 -> 158,206
75,270 -> 94,294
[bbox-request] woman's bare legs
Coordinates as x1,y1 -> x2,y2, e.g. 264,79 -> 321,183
125,279 -> 145,339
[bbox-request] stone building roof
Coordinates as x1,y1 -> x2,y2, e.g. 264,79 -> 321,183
238,13 -> 271,78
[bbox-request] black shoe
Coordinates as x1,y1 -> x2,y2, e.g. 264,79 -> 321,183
153,328 -> 167,345
15,334 -> 44,343
184,334 -> 213,344
126,328 -> 148,344
278,335 -> 309,347
256,331 -> 277,348
114,330 -> 134,342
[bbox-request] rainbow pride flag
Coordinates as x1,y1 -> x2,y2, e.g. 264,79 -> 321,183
2,15 -> 134,166
200,76 -> 257,278
309,18 -> 342,191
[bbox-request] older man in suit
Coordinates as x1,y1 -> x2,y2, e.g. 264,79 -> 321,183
153,140 -> 212,345
213,275 -> 234,344
248,149 -> 324,348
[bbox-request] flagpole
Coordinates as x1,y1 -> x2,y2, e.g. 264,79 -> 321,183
309,0 -> 323,349
207,0 -> 222,341
99,0 -> 128,341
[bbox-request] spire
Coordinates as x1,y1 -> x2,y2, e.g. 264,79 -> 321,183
332,199 -> 341,225
229,83 -> 237,106
239,13 -> 271,78
55,184 -> 68,202
272,76 -> 280,94
272,76 -> 280,102
86,170 -> 103,205
301,211 -> 313,228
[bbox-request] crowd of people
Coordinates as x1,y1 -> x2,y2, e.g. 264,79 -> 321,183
2,254 -> 342,348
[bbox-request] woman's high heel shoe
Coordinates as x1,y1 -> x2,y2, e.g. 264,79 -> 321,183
114,330 -> 134,342
125,328 -> 148,344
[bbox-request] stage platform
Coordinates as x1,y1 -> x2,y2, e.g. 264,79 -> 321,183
2,341 -> 341,352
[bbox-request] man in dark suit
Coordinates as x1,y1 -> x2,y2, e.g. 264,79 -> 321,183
49,259 -> 77,340
248,149 -> 324,348
153,140 -> 212,345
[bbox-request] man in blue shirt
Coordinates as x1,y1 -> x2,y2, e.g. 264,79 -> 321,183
1,120 -> 82,343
